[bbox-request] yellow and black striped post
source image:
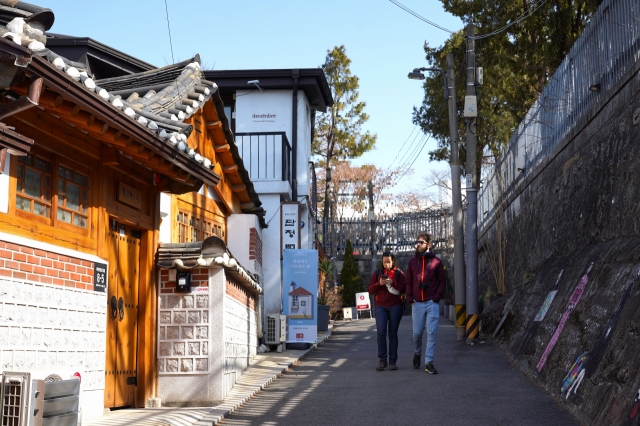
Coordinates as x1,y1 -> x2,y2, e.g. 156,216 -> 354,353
455,304 -> 466,341
466,313 -> 479,340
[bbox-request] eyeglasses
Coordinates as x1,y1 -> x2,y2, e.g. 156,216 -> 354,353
415,241 -> 427,246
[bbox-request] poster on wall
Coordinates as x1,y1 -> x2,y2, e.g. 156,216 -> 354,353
280,202 -> 301,257
283,249 -> 318,344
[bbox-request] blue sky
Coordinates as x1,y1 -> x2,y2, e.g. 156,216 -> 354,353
37,0 -> 463,198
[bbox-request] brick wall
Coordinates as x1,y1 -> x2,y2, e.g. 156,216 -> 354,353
249,228 -> 262,267
159,268 -> 208,294
0,241 -> 95,289
225,277 -> 256,311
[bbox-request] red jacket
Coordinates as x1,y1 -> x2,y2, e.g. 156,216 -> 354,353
368,267 -> 406,307
405,252 -> 445,303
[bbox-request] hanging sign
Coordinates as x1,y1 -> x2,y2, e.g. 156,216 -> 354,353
281,201 -> 301,256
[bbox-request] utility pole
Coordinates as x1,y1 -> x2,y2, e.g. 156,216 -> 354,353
464,23 -> 479,343
446,53 -> 467,342
368,181 -> 376,276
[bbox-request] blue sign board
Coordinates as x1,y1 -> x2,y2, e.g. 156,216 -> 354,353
283,249 -> 318,344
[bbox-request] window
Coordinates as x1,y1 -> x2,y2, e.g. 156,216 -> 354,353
15,152 -> 91,230
176,210 -> 225,243
16,153 -> 52,217
57,164 -> 89,228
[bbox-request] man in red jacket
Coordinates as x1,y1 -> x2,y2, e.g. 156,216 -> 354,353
405,233 -> 445,374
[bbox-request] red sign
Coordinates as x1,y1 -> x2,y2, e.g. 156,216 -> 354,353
296,333 -> 304,338
357,304 -> 369,309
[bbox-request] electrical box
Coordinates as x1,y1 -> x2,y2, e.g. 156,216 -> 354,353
176,271 -> 191,293
464,96 -> 478,118
476,67 -> 483,85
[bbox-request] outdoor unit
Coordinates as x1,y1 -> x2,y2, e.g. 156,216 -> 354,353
265,314 -> 287,345
1,371 -> 45,426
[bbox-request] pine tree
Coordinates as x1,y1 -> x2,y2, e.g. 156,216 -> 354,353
339,240 -> 362,307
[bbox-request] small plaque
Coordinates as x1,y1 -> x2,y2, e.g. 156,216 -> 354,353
94,262 -> 107,292
118,182 -> 141,209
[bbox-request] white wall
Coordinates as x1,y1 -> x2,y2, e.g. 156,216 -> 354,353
0,152 -> 10,214
227,214 -> 262,278
159,192 -> 172,243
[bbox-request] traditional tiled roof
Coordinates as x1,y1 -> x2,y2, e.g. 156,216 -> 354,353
0,1 -> 265,220
289,286 -> 312,296
157,236 -> 262,294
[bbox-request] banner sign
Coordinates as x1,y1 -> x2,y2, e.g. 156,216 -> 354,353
281,202 -> 301,257
356,292 -> 371,310
283,249 -> 318,344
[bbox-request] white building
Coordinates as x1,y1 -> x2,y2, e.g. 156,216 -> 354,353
205,69 -> 333,326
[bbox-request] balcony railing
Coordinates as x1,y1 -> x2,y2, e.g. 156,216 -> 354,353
235,132 -> 292,188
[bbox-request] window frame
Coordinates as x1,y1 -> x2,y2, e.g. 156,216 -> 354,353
11,148 -> 92,236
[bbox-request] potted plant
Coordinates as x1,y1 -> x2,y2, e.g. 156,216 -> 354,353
317,258 -> 335,331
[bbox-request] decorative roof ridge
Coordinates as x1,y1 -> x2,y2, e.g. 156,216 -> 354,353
95,55 -> 199,88
157,236 -> 262,294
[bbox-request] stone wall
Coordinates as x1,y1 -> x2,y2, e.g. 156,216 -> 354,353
478,46 -> 640,425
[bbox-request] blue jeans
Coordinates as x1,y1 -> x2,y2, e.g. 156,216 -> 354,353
375,305 -> 403,364
412,300 -> 439,364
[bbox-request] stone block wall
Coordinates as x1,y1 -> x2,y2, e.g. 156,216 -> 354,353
223,277 -> 257,395
478,45 -> 640,425
157,268 -> 210,374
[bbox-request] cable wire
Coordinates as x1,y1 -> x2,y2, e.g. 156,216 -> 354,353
164,0 -> 175,64
388,0 -> 455,34
396,133 -> 431,183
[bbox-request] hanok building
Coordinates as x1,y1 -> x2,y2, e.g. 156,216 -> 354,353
0,1 -> 265,421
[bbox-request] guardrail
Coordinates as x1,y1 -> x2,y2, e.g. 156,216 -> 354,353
479,0 -> 640,231
235,132 -> 292,188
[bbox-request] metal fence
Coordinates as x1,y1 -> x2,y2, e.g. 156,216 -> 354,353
324,208 -> 453,257
478,0 -> 640,231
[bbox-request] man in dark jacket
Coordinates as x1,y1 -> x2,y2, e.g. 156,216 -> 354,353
405,233 -> 445,374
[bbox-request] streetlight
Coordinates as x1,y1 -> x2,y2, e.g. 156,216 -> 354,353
408,55 -> 466,341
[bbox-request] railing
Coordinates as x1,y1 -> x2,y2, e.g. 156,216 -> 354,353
235,132 -> 292,188
324,208 -> 453,257
478,0 -> 640,231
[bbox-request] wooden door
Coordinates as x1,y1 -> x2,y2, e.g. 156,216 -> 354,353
105,220 -> 141,408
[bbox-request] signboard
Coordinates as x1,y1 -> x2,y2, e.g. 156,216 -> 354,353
281,202 -> 300,256
93,262 -> 107,293
283,250 -> 318,344
355,292 -> 371,311
117,182 -> 141,209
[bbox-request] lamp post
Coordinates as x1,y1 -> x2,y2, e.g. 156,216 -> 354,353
408,60 -> 466,341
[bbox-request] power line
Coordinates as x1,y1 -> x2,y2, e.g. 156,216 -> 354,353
397,132 -> 427,173
389,0 -> 551,40
389,125 -> 418,168
396,133 -> 431,183
394,130 -> 425,175
388,0 -> 455,34
164,0 -> 175,64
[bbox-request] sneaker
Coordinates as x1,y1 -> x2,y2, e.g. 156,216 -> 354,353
376,361 -> 388,371
412,354 -> 420,369
389,364 -> 398,371
425,362 -> 438,374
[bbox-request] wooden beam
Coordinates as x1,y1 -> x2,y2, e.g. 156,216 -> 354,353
205,121 -> 222,130
231,184 -> 246,192
240,202 -> 255,209
102,145 -> 119,166
222,164 -> 238,173
214,144 -> 230,153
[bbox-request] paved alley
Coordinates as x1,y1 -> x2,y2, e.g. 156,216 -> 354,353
220,316 -> 578,426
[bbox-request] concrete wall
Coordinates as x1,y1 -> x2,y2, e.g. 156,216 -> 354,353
478,46 -> 640,425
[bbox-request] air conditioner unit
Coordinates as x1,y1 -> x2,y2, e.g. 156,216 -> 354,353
1,371 -> 44,426
28,368 -> 83,426
265,314 -> 287,345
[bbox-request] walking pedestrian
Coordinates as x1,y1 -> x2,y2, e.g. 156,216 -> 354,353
406,233 -> 445,374
368,252 -> 406,371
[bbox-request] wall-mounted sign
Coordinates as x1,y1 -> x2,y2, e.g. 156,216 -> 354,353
281,202 -> 301,257
118,182 -> 141,209
94,262 -> 107,292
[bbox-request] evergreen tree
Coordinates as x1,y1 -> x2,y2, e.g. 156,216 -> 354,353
339,240 -> 362,307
